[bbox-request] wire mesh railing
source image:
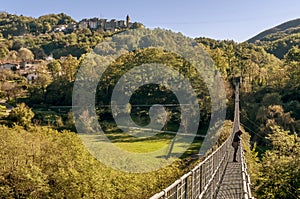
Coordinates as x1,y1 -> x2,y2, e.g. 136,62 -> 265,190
240,143 -> 254,199
150,132 -> 233,199
150,80 -> 254,199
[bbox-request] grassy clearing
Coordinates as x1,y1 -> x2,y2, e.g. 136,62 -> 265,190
99,121 -> 203,154
79,125 -> 203,173
84,131 -> 203,154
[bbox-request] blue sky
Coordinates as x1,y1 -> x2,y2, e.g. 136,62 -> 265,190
1,0 -> 300,42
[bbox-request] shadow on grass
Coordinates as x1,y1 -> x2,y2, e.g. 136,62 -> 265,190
90,121 -> 205,158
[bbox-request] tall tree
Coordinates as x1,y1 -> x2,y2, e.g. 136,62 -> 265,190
7,103 -> 34,128
256,126 -> 300,199
61,55 -> 79,82
47,60 -> 62,79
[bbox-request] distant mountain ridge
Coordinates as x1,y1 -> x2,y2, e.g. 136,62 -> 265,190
248,18 -> 300,43
247,18 -> 300,58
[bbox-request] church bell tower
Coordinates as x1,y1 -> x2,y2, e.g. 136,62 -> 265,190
126,15 -> 130,28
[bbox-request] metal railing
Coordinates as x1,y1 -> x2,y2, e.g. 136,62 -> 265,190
150,80 -> 254,199
240,143 -> 254,199
150,133 -> 233,199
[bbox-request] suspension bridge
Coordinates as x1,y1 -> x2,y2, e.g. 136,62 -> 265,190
150,81 -> 254,199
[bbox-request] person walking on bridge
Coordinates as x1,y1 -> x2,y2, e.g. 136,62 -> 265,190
232,130 -> 242,162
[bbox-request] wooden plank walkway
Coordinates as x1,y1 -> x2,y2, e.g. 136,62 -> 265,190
215,146 -> 243,199
214,79 -> 244,199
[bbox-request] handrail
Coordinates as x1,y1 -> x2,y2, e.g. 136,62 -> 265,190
150,80 -> 254,199
150,132 -> 233,199
240,143 -> 254,199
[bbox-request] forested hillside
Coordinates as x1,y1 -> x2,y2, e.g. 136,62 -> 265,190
0,13 -> 102,59
0,12 -> 75,37
196,37 -> 300,198
248,18 -> 300,59
0,13 -> 299,198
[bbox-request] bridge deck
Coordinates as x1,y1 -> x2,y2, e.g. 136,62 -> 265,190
149,81 -> 253,199
215,147 -> 243,199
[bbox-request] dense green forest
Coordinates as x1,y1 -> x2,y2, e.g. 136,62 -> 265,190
196,37 -> 300,198
248,18 -> 300,59
0,13 -> 300,198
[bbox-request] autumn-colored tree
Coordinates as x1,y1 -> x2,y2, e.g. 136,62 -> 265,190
255,104 -> 295,145
0,45 -> 9,60
284,46 -> 300,63
0,125 -> 187,198
47,60 -> 61,79
60,55 -> 79,81
6,50 -> 18,61
255,126 -> 300,199
18,47 -> 34,61
7,103 -> 34,128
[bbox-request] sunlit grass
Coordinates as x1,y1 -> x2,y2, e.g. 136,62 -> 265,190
114,138 -> 171,153
80,129 -> 202,155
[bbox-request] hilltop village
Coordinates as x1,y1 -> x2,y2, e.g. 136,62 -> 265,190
53,15 -> 144,33
0,14 -> 144,82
